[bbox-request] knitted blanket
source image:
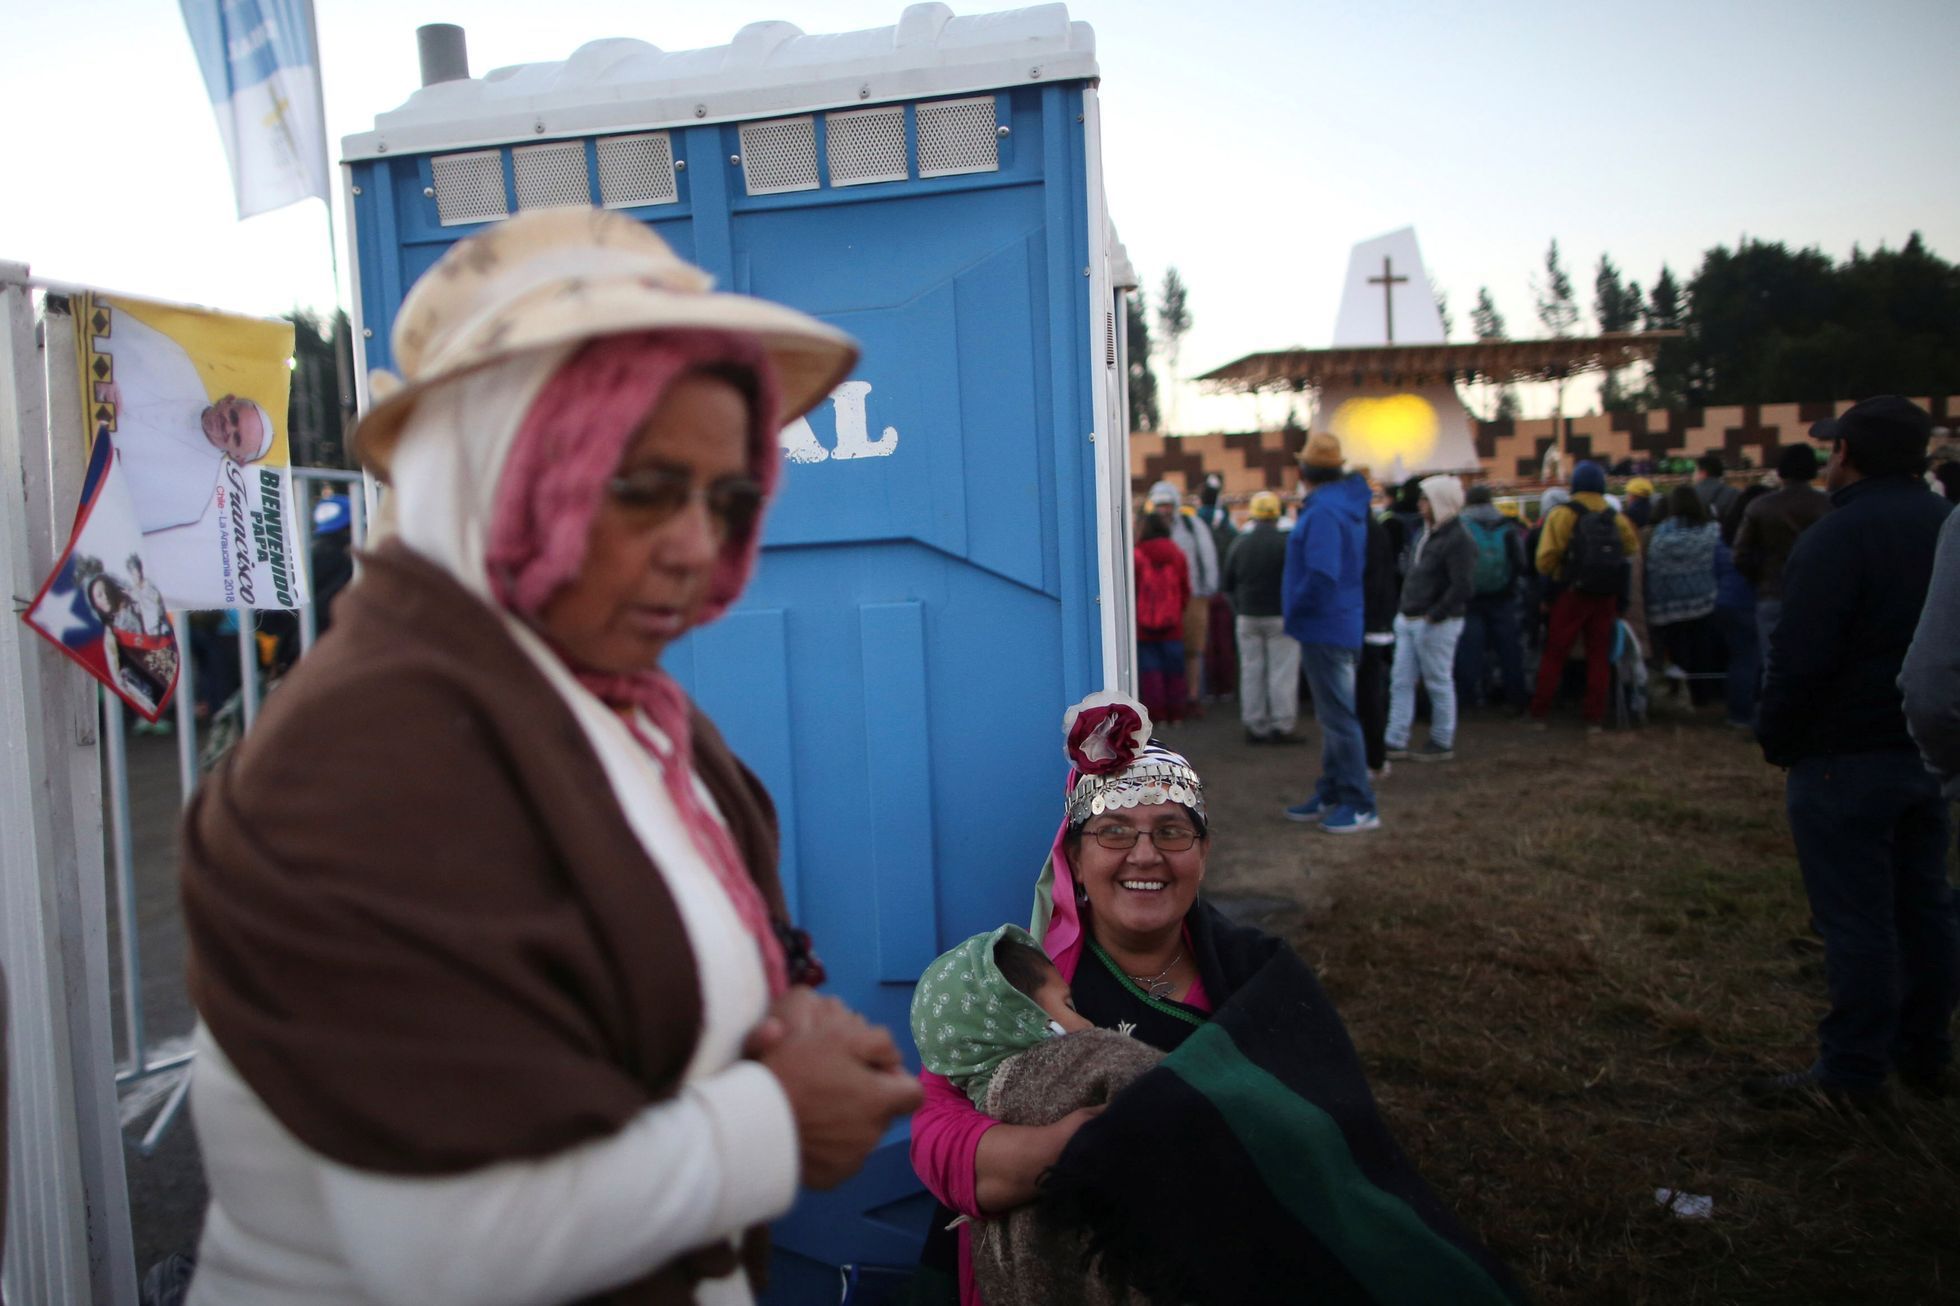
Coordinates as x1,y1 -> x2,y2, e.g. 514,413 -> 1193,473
974,1030 -> 1164,1306
1646,520 -> 1719,625
1041,946 -> 1528,1305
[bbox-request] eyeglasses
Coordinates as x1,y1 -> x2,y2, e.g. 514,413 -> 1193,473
604,466 -> 764,539
1083,824 -> 1201,852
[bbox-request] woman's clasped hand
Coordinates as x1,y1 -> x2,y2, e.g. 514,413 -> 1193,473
747,989 -> 922,1189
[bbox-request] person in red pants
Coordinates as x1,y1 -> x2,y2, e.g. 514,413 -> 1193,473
1528,461 -> 1641,729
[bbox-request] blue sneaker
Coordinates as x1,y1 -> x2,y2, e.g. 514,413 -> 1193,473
1319,805 -> 1381,834
1284,796 -> 1330,823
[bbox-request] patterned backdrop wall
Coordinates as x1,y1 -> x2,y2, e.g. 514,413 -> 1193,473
1131,396 -> 1958,501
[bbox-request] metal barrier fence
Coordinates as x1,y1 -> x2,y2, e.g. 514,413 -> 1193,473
3,264 -> 376,1303
109,467 -> 369,1157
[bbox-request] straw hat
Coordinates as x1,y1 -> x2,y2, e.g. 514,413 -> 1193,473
1249,491 -> 1281,520
353,207 -> 860,477
1300,432 -> 1343,469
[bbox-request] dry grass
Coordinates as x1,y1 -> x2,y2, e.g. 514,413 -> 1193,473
1180,705 -> 1960,1305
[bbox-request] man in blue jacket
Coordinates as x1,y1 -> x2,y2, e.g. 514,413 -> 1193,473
1751,396 -> 1956,1110
1281,433 -> 1378,834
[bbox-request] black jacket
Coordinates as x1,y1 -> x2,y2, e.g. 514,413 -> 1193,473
1757,475 -> 1954,765
1221,521 -> 1287,618
1396,517 -> 1477,622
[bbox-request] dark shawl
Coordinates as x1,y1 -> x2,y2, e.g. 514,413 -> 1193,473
181,542 -> 786,1302
1042,913 -> 1527,1305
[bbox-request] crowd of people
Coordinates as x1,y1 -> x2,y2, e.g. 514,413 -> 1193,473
1134,399 -> 1959,1119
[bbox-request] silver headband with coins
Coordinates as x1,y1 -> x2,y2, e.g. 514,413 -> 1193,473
1066,742 -> 1206,827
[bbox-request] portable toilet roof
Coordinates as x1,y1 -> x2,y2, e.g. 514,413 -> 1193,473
342,3 -> 1098,160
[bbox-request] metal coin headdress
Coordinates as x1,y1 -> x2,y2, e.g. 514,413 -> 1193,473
1060,691 -> 1206,827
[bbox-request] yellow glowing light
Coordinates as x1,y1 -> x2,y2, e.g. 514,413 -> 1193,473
1330,393 -> 1440,467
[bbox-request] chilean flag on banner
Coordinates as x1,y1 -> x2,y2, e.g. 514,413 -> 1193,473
22,431 -> 182,722
179,0 -> 331,219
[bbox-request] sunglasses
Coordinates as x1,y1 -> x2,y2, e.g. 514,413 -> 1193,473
604,466 -> 764,538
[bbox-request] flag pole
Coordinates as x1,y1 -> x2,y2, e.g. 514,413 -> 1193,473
299,0 -> 357,455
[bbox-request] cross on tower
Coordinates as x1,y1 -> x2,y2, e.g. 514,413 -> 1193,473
1368,256 -> 1409,343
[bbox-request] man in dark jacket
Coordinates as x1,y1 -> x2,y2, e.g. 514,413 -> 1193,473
1281,434 -> 1377,834
1750,396 -> 1956,1110
1223,491 -> 1295,744
1358,499 -> 1398,777
1733,441 -> 1830,646
1694,450 -> 1738,521
1454,485 -> 1531,712
1385,475 -> 1476,762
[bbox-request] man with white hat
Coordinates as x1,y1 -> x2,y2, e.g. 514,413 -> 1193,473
1146,480 -> 1219,711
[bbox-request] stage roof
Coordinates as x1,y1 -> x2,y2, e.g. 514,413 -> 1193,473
1197,330 -> 1681,393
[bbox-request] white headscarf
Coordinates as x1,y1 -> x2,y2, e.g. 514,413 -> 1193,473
381,346 -> 575,601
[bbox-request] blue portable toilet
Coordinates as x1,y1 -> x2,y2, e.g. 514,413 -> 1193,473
342,5 -> 1136,1297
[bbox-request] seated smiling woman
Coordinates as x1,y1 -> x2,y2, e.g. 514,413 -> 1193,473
180,209 -> 920,1306
909,693 -> 1526,1306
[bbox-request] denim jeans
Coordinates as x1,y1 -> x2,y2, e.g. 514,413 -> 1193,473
1454,592 -> 1528,709
1713,605 -> 1759,725
1755,597 -> 1783,666
1386,614 -> 1466,749
1786,751 -> 1958,1091
1300,642 -> 1376,811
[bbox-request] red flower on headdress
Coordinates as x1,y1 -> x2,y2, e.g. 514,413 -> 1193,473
1062,691 -> 1153,776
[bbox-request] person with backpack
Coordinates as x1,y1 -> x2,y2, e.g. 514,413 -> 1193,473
1527,461 -> 1641,731
1454,485 -> 1531,712
1385,475 -> 1476,762
1135,512 -> 1193,723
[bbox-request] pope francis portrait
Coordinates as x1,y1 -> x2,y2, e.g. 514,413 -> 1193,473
94,309 -> 275,533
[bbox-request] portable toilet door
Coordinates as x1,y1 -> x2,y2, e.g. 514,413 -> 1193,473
342,6 -> 1132,1296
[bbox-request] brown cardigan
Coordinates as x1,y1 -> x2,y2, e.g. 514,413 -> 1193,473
181,542 -> 787,1302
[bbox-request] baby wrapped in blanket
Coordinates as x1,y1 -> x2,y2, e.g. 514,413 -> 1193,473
911,925 -> 1162,1306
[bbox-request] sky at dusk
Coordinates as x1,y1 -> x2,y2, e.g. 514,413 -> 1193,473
4,0 -> 1956,431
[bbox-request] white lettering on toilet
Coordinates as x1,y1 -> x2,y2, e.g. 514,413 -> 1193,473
777,381 -> 899,464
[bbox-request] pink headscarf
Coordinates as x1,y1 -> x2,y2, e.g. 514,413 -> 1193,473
486,329 -> 790,996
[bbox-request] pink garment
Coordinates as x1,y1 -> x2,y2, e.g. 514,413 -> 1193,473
909,933 -> 1212,1306
486,330 -> 791,996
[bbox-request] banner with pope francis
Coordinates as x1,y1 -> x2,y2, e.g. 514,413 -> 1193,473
21,430 -> 182,721
73,291 -> 308,610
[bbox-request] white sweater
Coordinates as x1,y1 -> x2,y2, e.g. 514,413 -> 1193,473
188,624 -> 799,1306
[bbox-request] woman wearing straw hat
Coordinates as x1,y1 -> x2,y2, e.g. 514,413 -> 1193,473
179,208 -> 920,1305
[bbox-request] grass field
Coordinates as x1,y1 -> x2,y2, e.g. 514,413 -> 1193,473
1182,702 -> 1959,1305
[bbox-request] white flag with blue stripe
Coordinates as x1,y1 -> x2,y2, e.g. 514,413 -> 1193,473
180,0 -> 330,219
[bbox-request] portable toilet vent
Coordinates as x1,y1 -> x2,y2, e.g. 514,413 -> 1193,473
342,5 -> 1133,1296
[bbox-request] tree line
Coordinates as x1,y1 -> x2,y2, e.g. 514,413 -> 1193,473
1126,233 -> 1958,433
1468,232 -> 1959,415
